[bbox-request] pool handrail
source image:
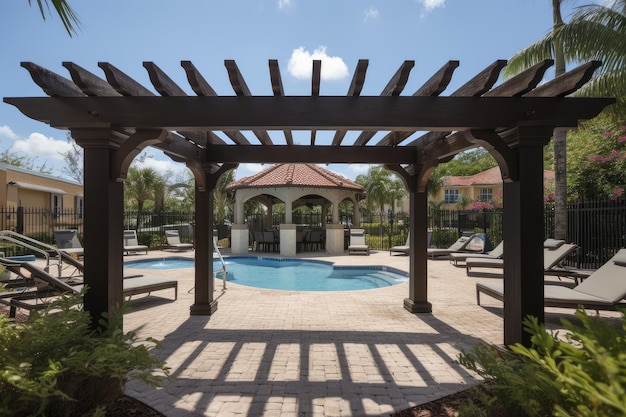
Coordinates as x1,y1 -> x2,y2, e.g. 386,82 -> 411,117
214,241 -> 227,290
0,230 -> 63,277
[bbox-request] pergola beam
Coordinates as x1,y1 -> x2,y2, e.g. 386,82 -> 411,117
5,96 -> 612,132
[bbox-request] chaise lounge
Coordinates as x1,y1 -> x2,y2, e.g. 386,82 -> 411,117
449,240 -> 504,266
123,229 -> 149,255
427,233 -> 483,259
0,258 -> 178,318
165,229 -> 194,251
348,229 -> 370,255
476,249 -> 626,311
466,239 -> 585,282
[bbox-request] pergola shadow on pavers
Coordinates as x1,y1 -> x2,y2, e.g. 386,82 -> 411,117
4,58 -> 613,345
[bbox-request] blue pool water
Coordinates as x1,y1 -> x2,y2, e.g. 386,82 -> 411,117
124,256 -> 408,291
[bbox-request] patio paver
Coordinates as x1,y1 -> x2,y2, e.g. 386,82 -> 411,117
121,249 -> 620,417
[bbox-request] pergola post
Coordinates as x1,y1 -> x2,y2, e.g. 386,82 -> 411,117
404,178 -> 431,313
502,127 -> 552,345
190,168 -> 217,315
72,129 -> 125,328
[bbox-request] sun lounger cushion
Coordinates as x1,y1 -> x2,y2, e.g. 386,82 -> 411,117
544,238 -> 565,249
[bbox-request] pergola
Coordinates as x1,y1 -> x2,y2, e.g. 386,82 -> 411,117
4,58 -> 613,346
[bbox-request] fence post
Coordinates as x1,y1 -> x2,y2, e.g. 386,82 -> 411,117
16,206 -> 24,234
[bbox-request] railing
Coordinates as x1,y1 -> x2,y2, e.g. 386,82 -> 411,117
2,199 -> 623,268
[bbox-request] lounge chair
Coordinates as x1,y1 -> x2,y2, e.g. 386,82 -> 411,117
165,230 -> 194,251
427,233 -> 482,259
450,240 -> 504,266
389,231 -> 434,256
466,239 -> 580,279
348,229 -> 369,255
123,230 -> 148,255
53,229 -> 84,258
390,234 -> 411,256
0,258 -> 177,318
476,249 -> 626,311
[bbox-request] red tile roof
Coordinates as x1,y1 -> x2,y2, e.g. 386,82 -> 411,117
443,166 -> 555,187
227,164 -> 365,192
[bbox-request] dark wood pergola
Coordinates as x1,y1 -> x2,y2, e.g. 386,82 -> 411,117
4,58 -> 613,346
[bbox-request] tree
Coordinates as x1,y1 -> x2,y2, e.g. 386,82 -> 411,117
567,114 -> 626,199
0,148 -> 53,175
29,0 -> 81,36
504,0 -> 569,239
124,167 -> 166,228
356,166 -> 393,216
59,133 -> 83,184
213,169 -> 235,224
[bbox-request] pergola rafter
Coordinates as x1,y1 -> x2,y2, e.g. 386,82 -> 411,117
4,58 -> 613,346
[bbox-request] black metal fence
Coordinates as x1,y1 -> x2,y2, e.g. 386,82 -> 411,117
1,199 -> 624,268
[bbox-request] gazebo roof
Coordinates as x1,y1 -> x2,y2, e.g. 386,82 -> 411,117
227,163 -> 364,192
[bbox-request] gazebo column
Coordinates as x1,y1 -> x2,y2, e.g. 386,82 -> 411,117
280,200 -> 296,256
501,127 -> 551,346
231,195 -> 249,254
73,129 -> 125,328
325,198 -> 344,255
353,201 -> 361,227
190,166 -> 217,315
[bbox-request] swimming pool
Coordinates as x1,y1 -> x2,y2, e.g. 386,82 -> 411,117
124,256 -> 408,291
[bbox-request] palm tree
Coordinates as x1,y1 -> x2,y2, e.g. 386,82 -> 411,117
213,169 -> 235,225
504,0 -> 569,239
356,166 -> 392,217
124,167 -> 166,228
29,0 -> 81,36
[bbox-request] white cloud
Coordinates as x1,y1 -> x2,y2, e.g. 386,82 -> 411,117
133,151 -> 188,177
11,132 -> 72,161
287,46 -> 349,81
0,125 -> 19,141
347,164 -> 371,176
364,7 -> 379,21
418,0 -> 445,12
236,163 -> 265,179
277,0 -> 292,11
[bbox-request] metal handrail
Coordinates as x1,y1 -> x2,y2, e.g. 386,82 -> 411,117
214,241 -> 227,290
0,230 -> 65,277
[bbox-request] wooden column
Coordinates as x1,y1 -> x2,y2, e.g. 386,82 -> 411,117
502,127 -> 552,346
190,168 -> 217,315
73,129 -> 125,328
404,177 -> 432,313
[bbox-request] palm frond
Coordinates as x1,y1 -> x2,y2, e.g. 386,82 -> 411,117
503,37 -> 555,79
30,0 -> 81,36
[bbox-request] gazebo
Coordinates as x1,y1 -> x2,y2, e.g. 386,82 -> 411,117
227,163 -> 365,256
3,58 -> 613,345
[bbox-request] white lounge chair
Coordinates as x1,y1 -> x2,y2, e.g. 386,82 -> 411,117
466,239 -> 580,280
476,249 -> 626,311
165,229 -> 194,251
54,229 -> 84,258
450,240 -> 504,266
427,233 -> 479,259
123,230 -> 148,255
348,229 -> 369,255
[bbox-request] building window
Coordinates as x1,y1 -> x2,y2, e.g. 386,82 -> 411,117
444,189 -> 459,204
479,188 -> 492,202
51,194 -> 63,218
75,195 -> 84,219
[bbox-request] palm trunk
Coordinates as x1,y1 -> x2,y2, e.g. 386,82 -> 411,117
552,0 -> 568,240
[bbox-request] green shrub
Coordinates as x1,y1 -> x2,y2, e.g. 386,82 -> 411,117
0,290 -> 169,417
458,309 -> 626,417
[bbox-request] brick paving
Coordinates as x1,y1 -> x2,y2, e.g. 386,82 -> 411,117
121,249 -> 620,417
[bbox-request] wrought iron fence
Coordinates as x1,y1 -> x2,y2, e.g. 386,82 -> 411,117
1,199 -> 623,268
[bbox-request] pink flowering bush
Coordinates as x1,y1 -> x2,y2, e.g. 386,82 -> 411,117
568,117 -> 626,200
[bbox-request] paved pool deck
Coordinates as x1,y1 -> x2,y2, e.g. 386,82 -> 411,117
121,248 -> 620,417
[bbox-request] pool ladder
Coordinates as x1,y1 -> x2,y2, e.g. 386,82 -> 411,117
214,241 -> 227,290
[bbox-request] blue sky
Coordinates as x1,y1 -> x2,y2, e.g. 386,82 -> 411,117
0,0 -> 582,182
